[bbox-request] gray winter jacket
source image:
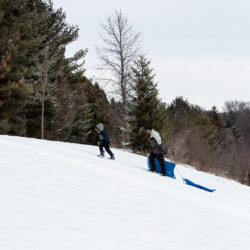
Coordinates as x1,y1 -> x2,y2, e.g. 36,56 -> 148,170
149,129 -> 164,154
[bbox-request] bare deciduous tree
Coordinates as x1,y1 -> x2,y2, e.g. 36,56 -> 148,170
34,45 -> 63,139
96,9 -> 141,109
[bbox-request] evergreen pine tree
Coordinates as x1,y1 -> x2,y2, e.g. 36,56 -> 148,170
69,103 -> 93,144
207,106 -> 224,129
0,0 -> 88,138
0,0 -> 31,135
107,98 -> 123,146
82,82 -> 111,145
129,55 -> 166,153
166,96 -> 191,134
26,0 -> 86,139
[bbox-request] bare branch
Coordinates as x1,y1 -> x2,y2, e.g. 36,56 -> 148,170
96,9 -> 141,107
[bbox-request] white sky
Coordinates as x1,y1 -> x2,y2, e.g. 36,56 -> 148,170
52,0 -> 250,110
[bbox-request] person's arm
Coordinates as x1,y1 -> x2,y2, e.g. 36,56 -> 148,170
150,137 -> 158,150
150,137 -> 164,154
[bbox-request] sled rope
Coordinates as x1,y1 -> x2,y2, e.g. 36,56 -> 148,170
175,167 -> 186,183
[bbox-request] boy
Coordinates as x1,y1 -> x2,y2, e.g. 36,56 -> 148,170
96,123 -> 115,160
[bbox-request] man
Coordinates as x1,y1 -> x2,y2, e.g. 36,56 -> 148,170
146,126 -> 166,176
96,123 -> 115,160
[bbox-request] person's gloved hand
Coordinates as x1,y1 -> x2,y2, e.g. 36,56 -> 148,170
97,141 -> 101,146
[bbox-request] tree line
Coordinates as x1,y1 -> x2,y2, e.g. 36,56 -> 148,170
1,1 -> 249,186
0,0 -> 120,145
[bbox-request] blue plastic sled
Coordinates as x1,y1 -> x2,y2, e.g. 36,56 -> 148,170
147,155 -> 216,192
147,155 -> 176,179
183,179 -> 216,192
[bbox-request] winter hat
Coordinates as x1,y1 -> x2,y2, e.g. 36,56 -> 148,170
96,123 -> 104,131
145,125 -> 152,130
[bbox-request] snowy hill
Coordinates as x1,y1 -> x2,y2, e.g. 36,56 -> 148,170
1,135 -> 250,250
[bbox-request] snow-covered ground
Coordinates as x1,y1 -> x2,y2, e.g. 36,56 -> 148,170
0,135 -> 250,250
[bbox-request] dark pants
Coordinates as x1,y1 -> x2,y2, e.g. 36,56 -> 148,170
99,144 -> 113,156
149,152 -> 166,175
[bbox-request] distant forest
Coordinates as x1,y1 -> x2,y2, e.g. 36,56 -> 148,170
1,0 -> 250,186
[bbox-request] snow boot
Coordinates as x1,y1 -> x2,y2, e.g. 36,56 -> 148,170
148,169 -> 156,173
97,152 -> 105,158
109,154 -> 115,160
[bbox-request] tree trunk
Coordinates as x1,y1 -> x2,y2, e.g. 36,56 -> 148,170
41,91 -> 45,139
41,46 -> 48,139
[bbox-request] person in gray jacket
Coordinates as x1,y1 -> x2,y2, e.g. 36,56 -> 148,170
96,123 -> 115,160
146,126 -> 166,176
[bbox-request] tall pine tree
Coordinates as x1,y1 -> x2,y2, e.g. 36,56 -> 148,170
0,0 -> 32,135
129,55 -> 166,153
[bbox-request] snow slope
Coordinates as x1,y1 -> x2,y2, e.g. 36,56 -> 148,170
0,135 -> 250,250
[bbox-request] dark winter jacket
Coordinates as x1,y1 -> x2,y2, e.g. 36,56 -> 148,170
149,129 -> 164,154
96,123 -> 110,146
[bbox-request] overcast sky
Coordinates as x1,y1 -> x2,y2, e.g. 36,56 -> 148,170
52,0 -> 250,110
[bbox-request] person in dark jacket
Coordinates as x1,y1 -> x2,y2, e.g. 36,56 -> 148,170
146,126 -> 166,176
96,123 -> 115,160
